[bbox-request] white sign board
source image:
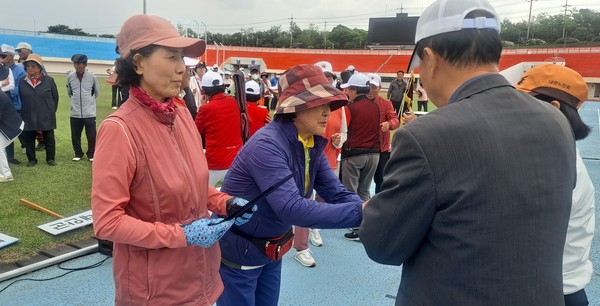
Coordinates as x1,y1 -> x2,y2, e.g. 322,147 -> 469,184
38,210 -> 93,235
0,233 -> 19,249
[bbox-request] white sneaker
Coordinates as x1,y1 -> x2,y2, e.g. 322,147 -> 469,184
0,176 -> 14,182
294,249 -> 316,267
309,229 -> 323,247
72,157 -> 82,161
112,106 -> 118,110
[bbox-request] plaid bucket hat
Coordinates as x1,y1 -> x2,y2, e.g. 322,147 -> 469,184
276,64 -> 348,114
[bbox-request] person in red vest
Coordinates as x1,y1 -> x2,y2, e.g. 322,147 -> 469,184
245,80 -> 270,137
195,70 -> 243,186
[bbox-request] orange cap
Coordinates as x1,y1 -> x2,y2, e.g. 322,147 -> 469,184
117,15 -> 206,59
516,64 -> 588,109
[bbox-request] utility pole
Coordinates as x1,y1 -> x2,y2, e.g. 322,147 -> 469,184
397,4 -> 405,13
241,27 -> 244,46
193,20 -> 200,39
201,21 -> 207,62
562,0 -> 571,43
220,43 -> 225,64
289,14 -> 294,48
324,19 -> 327,49
525,0 -> 537,40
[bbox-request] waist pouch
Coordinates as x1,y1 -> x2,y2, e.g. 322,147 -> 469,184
231,226 -> 294,261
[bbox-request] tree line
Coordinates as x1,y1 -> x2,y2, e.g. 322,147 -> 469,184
46,8 -> 600,48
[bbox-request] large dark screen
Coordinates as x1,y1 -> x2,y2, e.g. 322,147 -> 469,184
368,16 -> 418,45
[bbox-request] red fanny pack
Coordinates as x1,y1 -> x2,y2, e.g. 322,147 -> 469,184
231,227 -> 294,261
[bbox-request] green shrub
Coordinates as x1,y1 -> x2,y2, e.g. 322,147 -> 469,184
554,37 -> 580,44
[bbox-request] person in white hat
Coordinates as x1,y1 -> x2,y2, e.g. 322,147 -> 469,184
15,42 -> 32,63
339,73 -> 382,241
1,44 -> 26,165
360,0 -> 577,305
365,73 -> 400,195
195,70 -> 243,186
244,80 -> 270,136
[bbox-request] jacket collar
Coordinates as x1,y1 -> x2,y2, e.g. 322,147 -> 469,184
128,91 -> 178,125
208,92 -> 228,101
449,73 -> 513,104
274,120 -> 327,152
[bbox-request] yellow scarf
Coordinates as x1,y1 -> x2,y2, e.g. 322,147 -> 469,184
297,135 -> 314,196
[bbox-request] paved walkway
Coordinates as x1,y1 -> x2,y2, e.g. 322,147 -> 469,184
1,103 -> 599,306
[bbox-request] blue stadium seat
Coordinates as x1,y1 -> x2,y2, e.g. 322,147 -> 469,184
0,34 -> 117,61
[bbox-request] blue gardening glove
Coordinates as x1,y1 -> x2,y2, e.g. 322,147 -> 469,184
181,218 -> 234,248
226,197 -> 257,226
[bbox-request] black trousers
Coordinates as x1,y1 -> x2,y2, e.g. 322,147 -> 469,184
70,117 -> 96,158
565,289 -> 588,306
23,130 -> 55,162
391,100 -> 402,114
374,151 -> 390,194
111,85 -> 119,107
418,101 -> 428,112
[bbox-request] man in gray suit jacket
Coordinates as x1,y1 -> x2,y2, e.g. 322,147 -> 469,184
359,0 -> 577,305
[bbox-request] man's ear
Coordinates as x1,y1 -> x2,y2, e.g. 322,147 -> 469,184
550,100 -> 561,110
421,47 -> 438,78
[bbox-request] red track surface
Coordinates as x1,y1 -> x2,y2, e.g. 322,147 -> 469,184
202,46 -> 600,77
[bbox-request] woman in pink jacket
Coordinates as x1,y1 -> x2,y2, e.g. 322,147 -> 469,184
92,15 -> 252,306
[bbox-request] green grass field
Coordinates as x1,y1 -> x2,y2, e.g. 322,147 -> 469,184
0,74 -> 114,264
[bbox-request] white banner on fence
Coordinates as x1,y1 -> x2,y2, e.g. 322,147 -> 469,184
0,233 -> 19,249
38,210 -> 94,235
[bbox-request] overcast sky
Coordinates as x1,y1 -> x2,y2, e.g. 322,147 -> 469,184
2,0 -> 599,35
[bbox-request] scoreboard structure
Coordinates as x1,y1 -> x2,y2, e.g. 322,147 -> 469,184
367,13 -> 419,47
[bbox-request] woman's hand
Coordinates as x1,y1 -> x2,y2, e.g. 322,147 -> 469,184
181,218 -> 234,247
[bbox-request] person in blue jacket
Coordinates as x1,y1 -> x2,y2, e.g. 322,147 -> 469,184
217,64 -> 364,306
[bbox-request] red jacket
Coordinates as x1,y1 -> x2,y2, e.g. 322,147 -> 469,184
246,102 -> 269,137
92,93 -> 231,305
373,96 -> 400,153
195,93 -> 243,170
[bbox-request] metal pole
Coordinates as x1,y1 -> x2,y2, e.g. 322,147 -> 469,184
324,19 -> 327,49
201,22 -> 207,62
563,0 -> 570,48
220,43 -> 225,64
214,42 -> 219,66
193,20 -> 200,39
143,0 -> 147,14
526,0 -> 534,40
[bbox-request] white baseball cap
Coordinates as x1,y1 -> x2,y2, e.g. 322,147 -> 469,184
346,65 -> 355,71
367,73 -> 381,87
245,81 -> 261,95
340,73 -> 369,88
315,61 -> 334,75
1,44 -> 15,55
407,0 -> 501,72
16,42 -> 32,51
201,71 -> 223,87
183,57 -> 200,67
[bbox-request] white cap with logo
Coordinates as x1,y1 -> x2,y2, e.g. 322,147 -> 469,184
367,73 -> 381,87
407,0 -> 501,71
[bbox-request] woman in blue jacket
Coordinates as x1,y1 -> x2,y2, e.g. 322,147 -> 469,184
217,64 -> 364,306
